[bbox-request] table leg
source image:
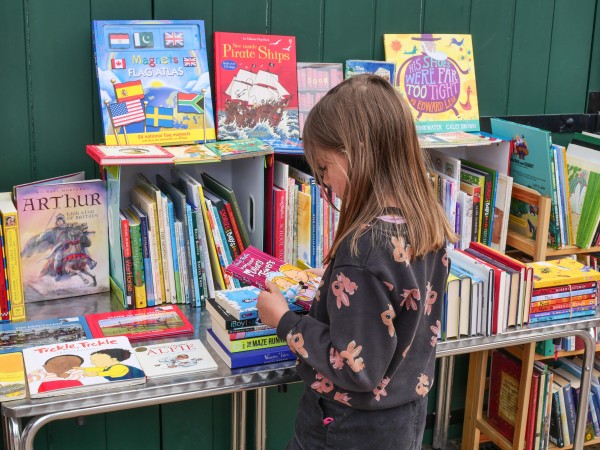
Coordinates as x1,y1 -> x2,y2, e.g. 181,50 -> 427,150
255,388 -> 267,450
2,415 -> 22,450
432,355 -> 449,449
512,343 -> 535,450
232,391 -> 247,450
572,327 -> 596,450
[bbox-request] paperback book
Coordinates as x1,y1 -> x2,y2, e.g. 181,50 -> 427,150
86,144 -> 174,166
0,316 -> 92,354
133,338 -> 218,378
213,31 -> 299,141
528,258 -> 600,289
85,304 -> 193,341
204,138 -> 274,160
167,144 -> 220,164
15,179 -> 110,302
383,34 -> 480,133
23,336 -> 146,398
92,20 -> 215,146
297,62 -> 343,133
0,352 -> 26,401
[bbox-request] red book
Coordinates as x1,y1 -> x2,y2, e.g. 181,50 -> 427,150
86,144 -> 174,165
532,281 -> 597,298
488,349 -> 521,441
213,31 -> 299,140
120,211 -> 134,309
224,201 -> 245,254
272,186 -> 287,260
525,367 -> 540,449
85,304 -> 193,341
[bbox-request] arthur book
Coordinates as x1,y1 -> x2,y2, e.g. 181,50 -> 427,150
0,352 -> 26,401
133,338 -> 218,379
23,335 -> 146,398
15,180 -> 110,302
0,316 -> 92,354
92,20 -> 215,146
86,144 -> 174,166
383,34 -> 479,134
85,304 -> 193,341
213,31 -> 299,141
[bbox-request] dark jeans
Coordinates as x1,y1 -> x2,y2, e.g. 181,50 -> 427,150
285,387 -> 427,450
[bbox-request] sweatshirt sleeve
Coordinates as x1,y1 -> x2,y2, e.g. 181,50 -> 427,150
277,265 -> 398,392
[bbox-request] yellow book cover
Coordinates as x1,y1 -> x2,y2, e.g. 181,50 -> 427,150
383,34 -> 479,134
0,192 -> 25,320
0,352 -> 26,401
527,258 -> 600,289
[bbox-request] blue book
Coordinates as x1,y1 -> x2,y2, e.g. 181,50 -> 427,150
129,204 -> 155,306
206,329 -> 295,369
214,286 -> 304,320
0,317 -> 92,354
165,195 -> 182,303
185,203 -> 201,307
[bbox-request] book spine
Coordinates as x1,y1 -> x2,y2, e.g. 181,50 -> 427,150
206,299 -> 260,329
207,200 -> 236,289
214,295 -> 258,320
194,208 -> 212,302
525,371 -> 539,450
120,217 -> 134,309
200,193 -> 227,292
533,289 -> 597,302
175,220 -> 190,304
549,388 -> 563,447
224,202 -> 245,253
187,206 -> 202,307
136,211 -> 155,306
228,327 -> 277,340
217,202 -> 241,260
225,334 -> 286,353
156,194 -> 174,303
0,228 -> 10,322
1,209 -> 24,321
181,210 -> 195,306
273,187 -> 286,260
166,201 -> 182,303
562,385 -> 575,445
129,222 -> 147,309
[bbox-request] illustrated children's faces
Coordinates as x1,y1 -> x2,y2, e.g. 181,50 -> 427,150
90,352 -> 118,368
44,355 -> 83,377
316,149 -> 349,198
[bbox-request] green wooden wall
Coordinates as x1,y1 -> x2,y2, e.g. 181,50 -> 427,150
1,0 -> 599,448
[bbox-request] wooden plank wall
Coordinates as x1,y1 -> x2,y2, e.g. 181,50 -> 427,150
1,1 -> 599,449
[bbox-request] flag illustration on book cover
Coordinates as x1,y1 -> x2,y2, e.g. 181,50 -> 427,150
92,20 -> 215,146
23,336 -> 145,398
214,32 -> 299,141
15,180 -> 109,302
383,34 -> 479,133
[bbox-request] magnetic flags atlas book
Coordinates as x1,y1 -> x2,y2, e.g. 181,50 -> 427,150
92,20 -> 215,146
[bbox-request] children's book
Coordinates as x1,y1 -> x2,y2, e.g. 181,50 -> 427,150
23,335 -> 146,398
92,20 -> 214,146
344,60 -> 396,84
85,305 -> 193,341
261,138 -> 304,155
133,338 -> 218,379
167,144 -> 220,164
0,316 -> 92,354
206,297 -> 261,330
214,286 -> 305,321
419,132 -> 497,148
213,32 -> 299,141
0,192 -> 25,321
204,138 -> 274,161
383,34 -> 479,134
528,258 -> 600,289
297,62 -> 343,134
86,144 -> 174,165
15,179 -> 110,302
0,352 -> 26,401
206,328 -> 295,369
210,323 -> 285,353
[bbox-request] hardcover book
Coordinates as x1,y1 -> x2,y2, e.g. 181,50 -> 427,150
92,20 -> 214,146
15,180 -> 110,302
86,144 -> 174,166
297,62 -> 343,134
210,323 -> 285,352
0,192 -> 25,321
204,138 -> 274,161
167,144 -> 220,164
23,336 -> 146,398
214,286 -> 305,321
213,31 -> 299,141
0,352 -> 26,401
383,34 -> 480,133
133,338 -> 218,378
487,349 -> 521,441
0,316 -> 92,354
206,297 -> 261,330
344,60 -> 396,84
85,304 -> 193,341
528,258 -> 600,289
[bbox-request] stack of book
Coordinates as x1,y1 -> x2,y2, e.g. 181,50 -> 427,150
528,258 -> 600,324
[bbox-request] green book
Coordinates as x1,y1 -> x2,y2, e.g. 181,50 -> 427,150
124,209 -> 147,309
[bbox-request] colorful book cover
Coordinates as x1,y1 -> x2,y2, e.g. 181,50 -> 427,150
0,193 -> 25,321
92,20 -> 214,146
345,60 -> 396,84
206,297 -> 261,330
210,323 -> 285,353
167,144 -> 220,164
15,180 -> 109,302
86,144 -> 174,166
297,62 -> 343,133
214,285 -> 305,321
383,34 -> 479,134
528,258 -> 600,289
213,32 -> 299,141
487,349 -> 521,441
133,338 -> 218,379
0,316 -> 92,354
0,352 -> 26,401
85,304 -> 193,341
23,335 -> 146,398
204,138 -> 274,160
261,138 -> 304,155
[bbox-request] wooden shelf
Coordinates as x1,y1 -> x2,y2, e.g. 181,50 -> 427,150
534,344 -> 600,361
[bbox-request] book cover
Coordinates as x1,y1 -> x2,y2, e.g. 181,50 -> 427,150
0,352 -> 26,401
210,323 -> 285,353
167,144 -> 220,164
133,338 -> 218,378
23,336 -> 145,398
297,62 -> 343,134
86,144 -> 174,166
0,193 -> 25,321
488,349 -> 521,441
206,328 -> 295,369
85,304 -> 193,341
528,258 -> 600,289
344,60 -> 396,84
213,32 -> 299,141
15,180 -> 109,302
383,34 -> 479,134
0,316 -> 92,354
92,20 -> 214,146
206,297 -> 261,330
204,138 -> 274,161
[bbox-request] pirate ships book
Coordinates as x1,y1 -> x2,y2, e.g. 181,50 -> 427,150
383,34 -> 480,134
92,20 -> 215,146
15,179 -> 109,302
213,32 -> 299,141
22,335 -> 146,398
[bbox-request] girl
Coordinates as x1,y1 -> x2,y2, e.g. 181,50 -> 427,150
257,74 -> 456,449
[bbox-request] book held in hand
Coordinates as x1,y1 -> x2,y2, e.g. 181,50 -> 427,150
23,336 -> 146,398
85,305 -> 193,341
133,339 -> 218,379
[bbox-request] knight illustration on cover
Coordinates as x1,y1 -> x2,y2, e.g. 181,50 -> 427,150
384,34 -> 479,134
92,20 -> 215,146
16,181 -> 109,302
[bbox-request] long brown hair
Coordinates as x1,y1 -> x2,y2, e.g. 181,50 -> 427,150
302,74 -> 457,262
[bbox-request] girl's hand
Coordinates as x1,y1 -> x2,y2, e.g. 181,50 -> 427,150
257,281 -> 291,328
